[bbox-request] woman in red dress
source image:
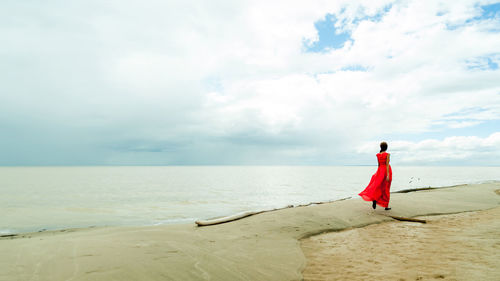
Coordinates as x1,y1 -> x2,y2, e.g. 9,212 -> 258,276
359,142 -> 392,210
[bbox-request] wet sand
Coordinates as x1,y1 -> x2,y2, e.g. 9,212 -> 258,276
301,206 -> 500,281
1,183 -> 499,281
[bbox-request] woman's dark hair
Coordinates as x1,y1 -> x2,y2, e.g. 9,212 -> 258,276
380,141 -> 388,153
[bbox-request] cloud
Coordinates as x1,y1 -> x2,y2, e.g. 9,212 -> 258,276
0,0 -> 499,165
356,132 -> 500,165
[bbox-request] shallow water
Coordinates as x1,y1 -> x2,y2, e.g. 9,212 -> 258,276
1,166 -> 499,234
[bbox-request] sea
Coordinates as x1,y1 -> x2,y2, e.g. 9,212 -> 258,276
1,166 -> 499,235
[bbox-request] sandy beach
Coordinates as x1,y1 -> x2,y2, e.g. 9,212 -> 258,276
1,182 -> 500,281
302,205 -> 500,281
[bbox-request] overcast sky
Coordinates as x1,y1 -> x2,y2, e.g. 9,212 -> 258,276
1,0 -> 499,165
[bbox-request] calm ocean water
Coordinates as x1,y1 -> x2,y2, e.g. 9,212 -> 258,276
1,166 -> 499,234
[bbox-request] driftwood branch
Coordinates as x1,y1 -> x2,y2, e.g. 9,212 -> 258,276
394,187 -> 436,193
387,215 -> 426,223
0,234 -> 18,238
196,211 -> 262,226
196,197 -> 353,227
196,205 -> 294,226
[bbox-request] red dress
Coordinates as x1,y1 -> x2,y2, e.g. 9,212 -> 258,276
359,152 -> 392,208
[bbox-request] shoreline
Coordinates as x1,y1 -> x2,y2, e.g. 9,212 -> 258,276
3,166 -> 499,235
0,196 -> 355,238
1,182 -> 500,280
0,185 -> 463,238
4,182 -> 497,237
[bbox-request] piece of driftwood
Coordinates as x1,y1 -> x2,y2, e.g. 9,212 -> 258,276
387,215 -> 426,223
0,234 -> 18,238
196,211 -> 261,226
394,187 -> 436,193
196,197 -> 355,227
296,197 -> 353,207
196,205 -> 295,226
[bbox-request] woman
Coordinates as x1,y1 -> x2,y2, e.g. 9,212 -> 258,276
359,141 -> 392,210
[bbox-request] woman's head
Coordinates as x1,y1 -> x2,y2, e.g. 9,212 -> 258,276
380,141 -> 388,152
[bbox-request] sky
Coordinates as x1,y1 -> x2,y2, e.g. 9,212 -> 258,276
1,0 -> 499,166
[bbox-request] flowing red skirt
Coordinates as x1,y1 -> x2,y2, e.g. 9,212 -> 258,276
359,165 -> 392,208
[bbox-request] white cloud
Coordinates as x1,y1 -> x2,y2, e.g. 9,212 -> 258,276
396,133 -> 500,164
0,0 -> 499,164
357,132 -> 500,164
